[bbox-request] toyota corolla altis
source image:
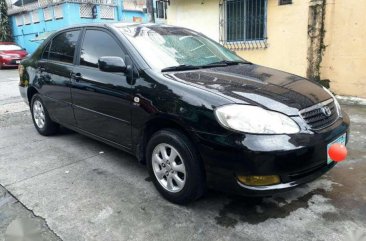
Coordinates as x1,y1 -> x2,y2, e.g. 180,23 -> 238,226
18,23 -> 350,204
0,42 -> 28,69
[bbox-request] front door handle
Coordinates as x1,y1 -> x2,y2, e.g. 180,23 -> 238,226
71,72 -> 82,81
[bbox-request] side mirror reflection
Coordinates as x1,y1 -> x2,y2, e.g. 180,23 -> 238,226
98,56 -> 127,73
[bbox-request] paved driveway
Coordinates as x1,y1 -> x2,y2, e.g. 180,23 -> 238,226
0,69 -> 365,241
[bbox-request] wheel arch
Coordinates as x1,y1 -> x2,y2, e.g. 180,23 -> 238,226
136,115 -> 200,165
27,86 -> 39,104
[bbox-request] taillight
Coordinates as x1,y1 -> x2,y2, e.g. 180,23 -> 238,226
18,64 -> 26,86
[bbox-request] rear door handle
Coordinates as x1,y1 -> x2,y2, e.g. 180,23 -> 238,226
71,72 -> 82,81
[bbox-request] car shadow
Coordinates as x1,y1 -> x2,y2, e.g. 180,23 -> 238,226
210,189 -> 325,227
57,126 -> 76,135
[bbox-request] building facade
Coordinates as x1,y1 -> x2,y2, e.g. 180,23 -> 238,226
167,0 -> 366,98
7,0 -> 148,54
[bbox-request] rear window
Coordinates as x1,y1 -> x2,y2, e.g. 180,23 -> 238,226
0,44 -> 22,51
48,30 -> 80,64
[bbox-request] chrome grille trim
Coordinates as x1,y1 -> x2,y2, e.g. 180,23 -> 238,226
299,98 -> 333,115
299,98 -> 339,130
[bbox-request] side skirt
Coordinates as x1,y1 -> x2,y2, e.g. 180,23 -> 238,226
61,123 -> 137,158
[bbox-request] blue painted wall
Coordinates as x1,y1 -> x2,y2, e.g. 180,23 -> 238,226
121,9 -> 148,23
10,2 -> 147,54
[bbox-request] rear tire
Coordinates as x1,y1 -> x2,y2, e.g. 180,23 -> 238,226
146,129 -> 205,204
30,94 -> 59,136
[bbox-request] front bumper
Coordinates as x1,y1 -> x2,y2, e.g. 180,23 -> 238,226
1,58 -> 21,67
195,113 -> 350,196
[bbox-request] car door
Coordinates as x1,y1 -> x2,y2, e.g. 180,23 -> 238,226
37,29 -> 81,126
70,28 -> 133,149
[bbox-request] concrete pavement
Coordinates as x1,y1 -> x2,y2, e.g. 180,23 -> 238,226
0,69 -> 29,115
0,69 -> 365,241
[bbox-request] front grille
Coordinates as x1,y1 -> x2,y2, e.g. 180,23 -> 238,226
299,99 -> 339,130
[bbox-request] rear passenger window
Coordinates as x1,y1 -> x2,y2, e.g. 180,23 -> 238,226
80,30 -> 125,68
48,30 -> 80,64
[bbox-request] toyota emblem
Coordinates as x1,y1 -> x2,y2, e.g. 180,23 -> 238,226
321,106 -> 332,117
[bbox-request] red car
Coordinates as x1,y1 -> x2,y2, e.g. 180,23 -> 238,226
0,42 -> 28,69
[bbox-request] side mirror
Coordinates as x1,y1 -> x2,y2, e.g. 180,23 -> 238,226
98,56 -> 127,72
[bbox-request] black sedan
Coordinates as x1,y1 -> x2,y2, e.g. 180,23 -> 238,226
18,23 -> 349,204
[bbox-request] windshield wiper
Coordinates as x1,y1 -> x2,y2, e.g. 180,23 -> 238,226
207,60 -> 252,66
161,60 -> 252,72
161,64 -> 201,72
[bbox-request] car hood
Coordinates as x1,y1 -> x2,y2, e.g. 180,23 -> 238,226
166,64 -> 331,116
0,50 -> 28,57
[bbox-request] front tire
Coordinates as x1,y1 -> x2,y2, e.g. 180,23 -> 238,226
146,129 -> 205,204
31,94 -> 59,136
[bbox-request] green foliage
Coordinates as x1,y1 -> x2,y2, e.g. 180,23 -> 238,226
0,0 -> 12,42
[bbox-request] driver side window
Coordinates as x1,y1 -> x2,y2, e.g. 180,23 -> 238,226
80,30 -> 125,68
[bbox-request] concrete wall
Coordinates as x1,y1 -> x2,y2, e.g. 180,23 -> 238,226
239,0 -> 309,77
167,0 -> 309,77
167,0 -> 220,41
322,0 -> 366,97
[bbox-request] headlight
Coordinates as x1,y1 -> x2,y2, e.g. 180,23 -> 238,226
322,87 -> 342,117
215,105 -> 300,134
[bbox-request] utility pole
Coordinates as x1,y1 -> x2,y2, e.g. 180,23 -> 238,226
146,0 -> 155,23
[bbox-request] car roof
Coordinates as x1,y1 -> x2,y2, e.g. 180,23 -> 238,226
54,22 -> 182,32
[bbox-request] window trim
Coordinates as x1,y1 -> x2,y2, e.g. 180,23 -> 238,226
54,4 -> 64,19
43,7 -> 53,21
31,10 -> 40,23
219,0 -> 268,50
24,13 -> 31,25
15,14 -> 23,26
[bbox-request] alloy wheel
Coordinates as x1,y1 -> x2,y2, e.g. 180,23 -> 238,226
152,143 -> 187,193
33,100 -> 45,129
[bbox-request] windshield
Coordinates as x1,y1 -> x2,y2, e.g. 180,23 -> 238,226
0,44 -> 22,51
118,25 -> 245,71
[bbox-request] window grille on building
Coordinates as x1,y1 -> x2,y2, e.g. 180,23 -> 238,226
156,1 -> 166,19
43,7 -> 53,21
219,0 -> 268,50
15,14 -> 23,26
31,10 -> 40,23
279,0 -> 292,5
53,5 -> 63,19
24,13 -> 31,25
80,4 -> 94,18
100,5 -> 115,19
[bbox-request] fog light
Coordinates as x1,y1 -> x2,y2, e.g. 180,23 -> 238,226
237,175 -> 280,186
